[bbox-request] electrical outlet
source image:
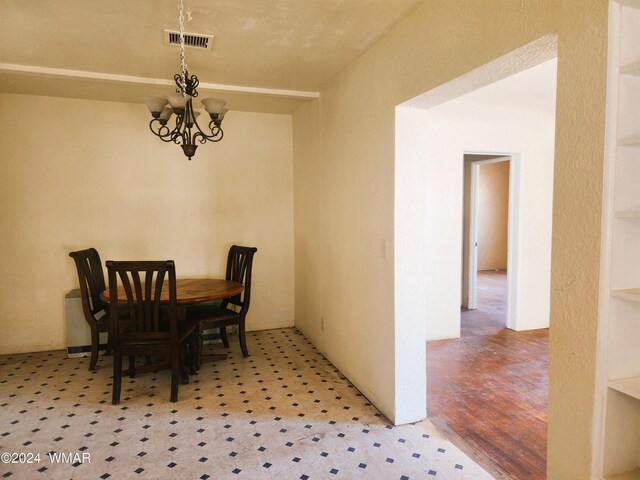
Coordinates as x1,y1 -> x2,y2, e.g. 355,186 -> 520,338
320,317 -> 325,331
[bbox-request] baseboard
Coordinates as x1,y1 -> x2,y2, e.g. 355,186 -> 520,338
247,320 -> 294,332
67,344 -> 109,357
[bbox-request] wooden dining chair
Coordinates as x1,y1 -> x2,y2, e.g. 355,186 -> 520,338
106,260 -> 196,404
69,248 -> 113,371
189,245 -> 257,364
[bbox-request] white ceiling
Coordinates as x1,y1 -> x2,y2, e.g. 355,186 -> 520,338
0,0 -> 425,113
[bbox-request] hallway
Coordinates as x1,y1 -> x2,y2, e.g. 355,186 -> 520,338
426,271 -> 548,479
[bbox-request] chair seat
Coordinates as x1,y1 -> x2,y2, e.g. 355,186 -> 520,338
119,322 -> 196,347
188,306 -> 239,328
95,312 -> 111,332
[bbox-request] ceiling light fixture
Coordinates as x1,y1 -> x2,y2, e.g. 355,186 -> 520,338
142,0 -> 227,160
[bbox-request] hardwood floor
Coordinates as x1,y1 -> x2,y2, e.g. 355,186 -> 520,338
426,271 -> 548,480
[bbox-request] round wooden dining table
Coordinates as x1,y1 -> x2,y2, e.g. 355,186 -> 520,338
100,278 -> 243,305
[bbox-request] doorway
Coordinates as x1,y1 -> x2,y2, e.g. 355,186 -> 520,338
462,154 -> 516,329
395,46 -> 557,478
393,35 -> 557,427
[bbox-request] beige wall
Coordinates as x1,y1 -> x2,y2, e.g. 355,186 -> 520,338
478,161 -> 510,271
0,93 -> 295,355
293,0 -> 607,477
548,4 -> 607,477
292,99 -> 325,350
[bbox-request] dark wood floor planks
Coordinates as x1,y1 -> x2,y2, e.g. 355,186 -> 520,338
426,271 -> 548,480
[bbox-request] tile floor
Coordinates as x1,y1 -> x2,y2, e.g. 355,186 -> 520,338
1,328 -> 492,479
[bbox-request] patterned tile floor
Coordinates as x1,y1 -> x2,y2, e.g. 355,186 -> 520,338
0,328 -> 492,479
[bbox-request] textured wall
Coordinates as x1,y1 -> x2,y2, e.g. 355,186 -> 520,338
0,93 -> 295,354
548,2 -> 608,477
292,99 -> 324,349
292,0 -> 608,477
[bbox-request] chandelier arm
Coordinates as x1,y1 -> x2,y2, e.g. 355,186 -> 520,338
168,113 -> 188,145
189,117 -> 224,143
192,127 -> 223,144
149,119 -> 178,143
209,119 -> 223,134
171,131 -> 185,145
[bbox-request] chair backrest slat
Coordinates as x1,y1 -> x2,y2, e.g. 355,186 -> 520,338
153,270 -> 166,331
223,245 -> 257,312
106,260 -> 177,341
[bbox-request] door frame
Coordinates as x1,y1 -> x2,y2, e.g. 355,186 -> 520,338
464,151 -> 522,330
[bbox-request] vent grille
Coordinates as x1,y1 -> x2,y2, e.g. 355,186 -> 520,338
164,30 -> 214,50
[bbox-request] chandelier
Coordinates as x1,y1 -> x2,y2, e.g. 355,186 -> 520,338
142,0 -> 227,160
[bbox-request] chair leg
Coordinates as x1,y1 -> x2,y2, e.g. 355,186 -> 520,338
238,320 -> 249,358
170,348 -> 180,403
220,326 -> 229,348
112,352 -> 122,405
104,331 -> 112,356
196,326 -> 204,370
189,334 -> 197,374
89,325 -> 99,371
128,356 -> 136,378
178,343 -> 189,383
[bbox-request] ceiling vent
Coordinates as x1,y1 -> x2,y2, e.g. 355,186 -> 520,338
163,29 -> 214,50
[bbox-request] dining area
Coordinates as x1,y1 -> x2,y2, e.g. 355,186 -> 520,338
69,245 -> 257,404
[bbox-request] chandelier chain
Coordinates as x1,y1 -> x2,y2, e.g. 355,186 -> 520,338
178,0 -> 187,95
